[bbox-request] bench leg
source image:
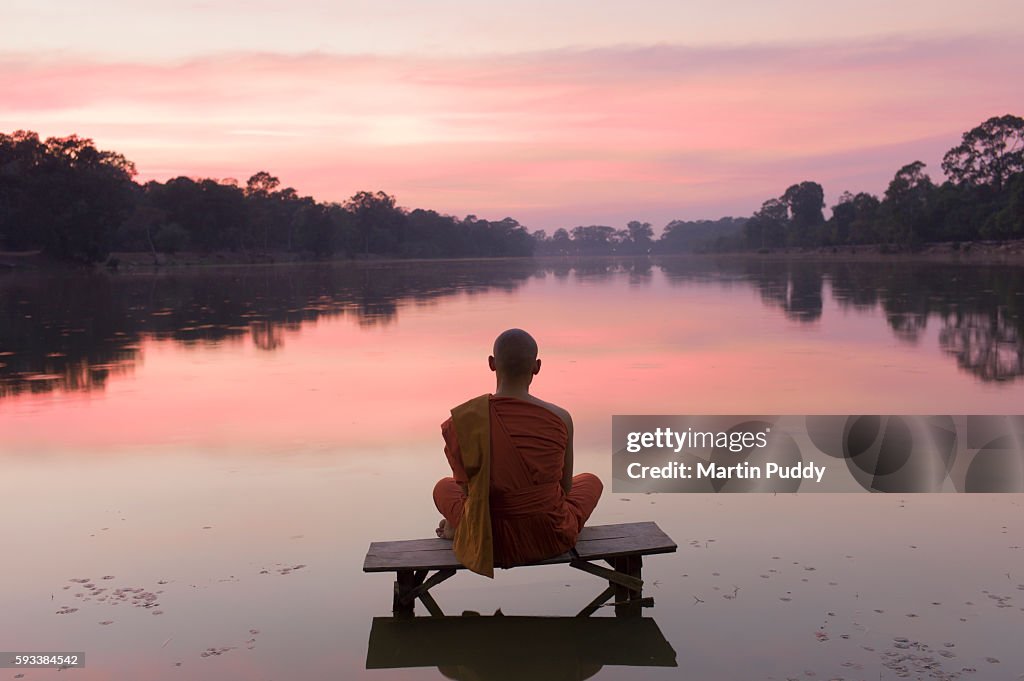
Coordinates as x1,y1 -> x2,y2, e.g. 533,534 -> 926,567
393,569 -> 452,618
612,555 -> 644,618
392,570 -> 417,617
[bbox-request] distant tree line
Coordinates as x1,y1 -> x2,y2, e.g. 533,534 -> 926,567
2,114 -> 1020,264
739,114 -> 1024,251
0,132 -> 534,263
531,217 -> 747,255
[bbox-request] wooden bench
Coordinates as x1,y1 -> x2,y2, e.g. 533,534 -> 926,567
363,521 -> 676,618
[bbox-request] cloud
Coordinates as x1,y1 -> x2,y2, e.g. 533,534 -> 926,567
1,36 -> 1021,227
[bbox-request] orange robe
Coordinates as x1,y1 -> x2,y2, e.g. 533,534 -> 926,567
433,395 -> 603,570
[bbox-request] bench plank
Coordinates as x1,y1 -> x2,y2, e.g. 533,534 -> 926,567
365,548 -> 460,572
575,521 -> 667,541
575,535 -> 676,560
363,522 -> 676,572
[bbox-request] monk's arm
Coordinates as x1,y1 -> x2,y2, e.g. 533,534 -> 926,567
441,417 -> 469,488
561,413 -> 574,495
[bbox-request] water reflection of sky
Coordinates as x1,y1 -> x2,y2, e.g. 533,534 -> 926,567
2,258 -> 1023,451
2,258 -> 1023,680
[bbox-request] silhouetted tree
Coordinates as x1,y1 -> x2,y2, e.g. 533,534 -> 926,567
345,190 -> 403,255
657,217 -> 745,253
624,220 -> 654,254
551,228 -> 572,254
245,171 -> 280,197
744,198 -> 789,249
782,181 -> 825,246
942,114 -> 1024,192
570,225 -> 616,254
987,173 -> 1024,238
0,131 -> 136,262
830,191 -> 881,245
883,161 -> 936,247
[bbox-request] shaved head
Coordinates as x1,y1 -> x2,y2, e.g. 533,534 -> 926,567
492,328 -> 539,378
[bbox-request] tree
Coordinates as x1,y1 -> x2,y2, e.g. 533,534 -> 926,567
344,190 -> 403,255
782,181 -> 825,246
986,172 -> 1024,239
942,114 -> 1024,192
830,191 -> 881,245
291,200 -> 335,257
884,161 -> 936,246
0,133 -> 137,262
0,130 -> 46,250
245,171 -> 280,197
569,225 -> 616,254
744,198 -> 789,249
625,220 -> 654,253
551,228 -> 572,254
488,217 -> 534,257
657,217 -> 746,253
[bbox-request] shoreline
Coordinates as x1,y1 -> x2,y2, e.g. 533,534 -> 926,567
710,239 -> 1024,265
3,238 -> 1024,272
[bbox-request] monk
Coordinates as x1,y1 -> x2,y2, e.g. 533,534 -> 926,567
433,328 -> 603,575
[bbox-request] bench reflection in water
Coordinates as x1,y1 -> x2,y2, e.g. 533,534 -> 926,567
366,614 -> 678,680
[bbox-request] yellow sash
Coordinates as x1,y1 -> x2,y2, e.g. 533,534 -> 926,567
450,394 -> 494,578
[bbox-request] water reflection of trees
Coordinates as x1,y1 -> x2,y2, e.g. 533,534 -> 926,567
0,261 -> 541,397
658,257 -> 1024,382
1,259 -> 672,397
940,310 -> 1024,382
665,259 -> 825,322
2,257 -> 1023,397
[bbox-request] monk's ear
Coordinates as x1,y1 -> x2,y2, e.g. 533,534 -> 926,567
533,358 -> 542,375
488,355 -> 497,372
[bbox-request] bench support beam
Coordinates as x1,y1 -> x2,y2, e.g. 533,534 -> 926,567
569,559 -> 643,592
393,568 -> 456,617
569,556 -> 648,618
401,568 -> 456,606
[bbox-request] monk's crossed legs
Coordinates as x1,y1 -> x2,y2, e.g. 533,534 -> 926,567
432,473 -> 602,537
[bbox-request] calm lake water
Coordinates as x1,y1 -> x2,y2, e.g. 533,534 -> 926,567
2,257 -> 1023,680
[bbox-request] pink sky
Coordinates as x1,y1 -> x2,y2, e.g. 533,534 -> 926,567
2,2 -> 1023,230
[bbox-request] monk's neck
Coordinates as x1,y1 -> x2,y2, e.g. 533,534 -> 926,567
494,377 -> 532,399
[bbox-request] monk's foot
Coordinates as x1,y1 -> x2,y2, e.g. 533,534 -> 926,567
436,518 -> 456,539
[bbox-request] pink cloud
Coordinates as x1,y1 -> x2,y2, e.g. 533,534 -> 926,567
1,36 -> 1021,228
